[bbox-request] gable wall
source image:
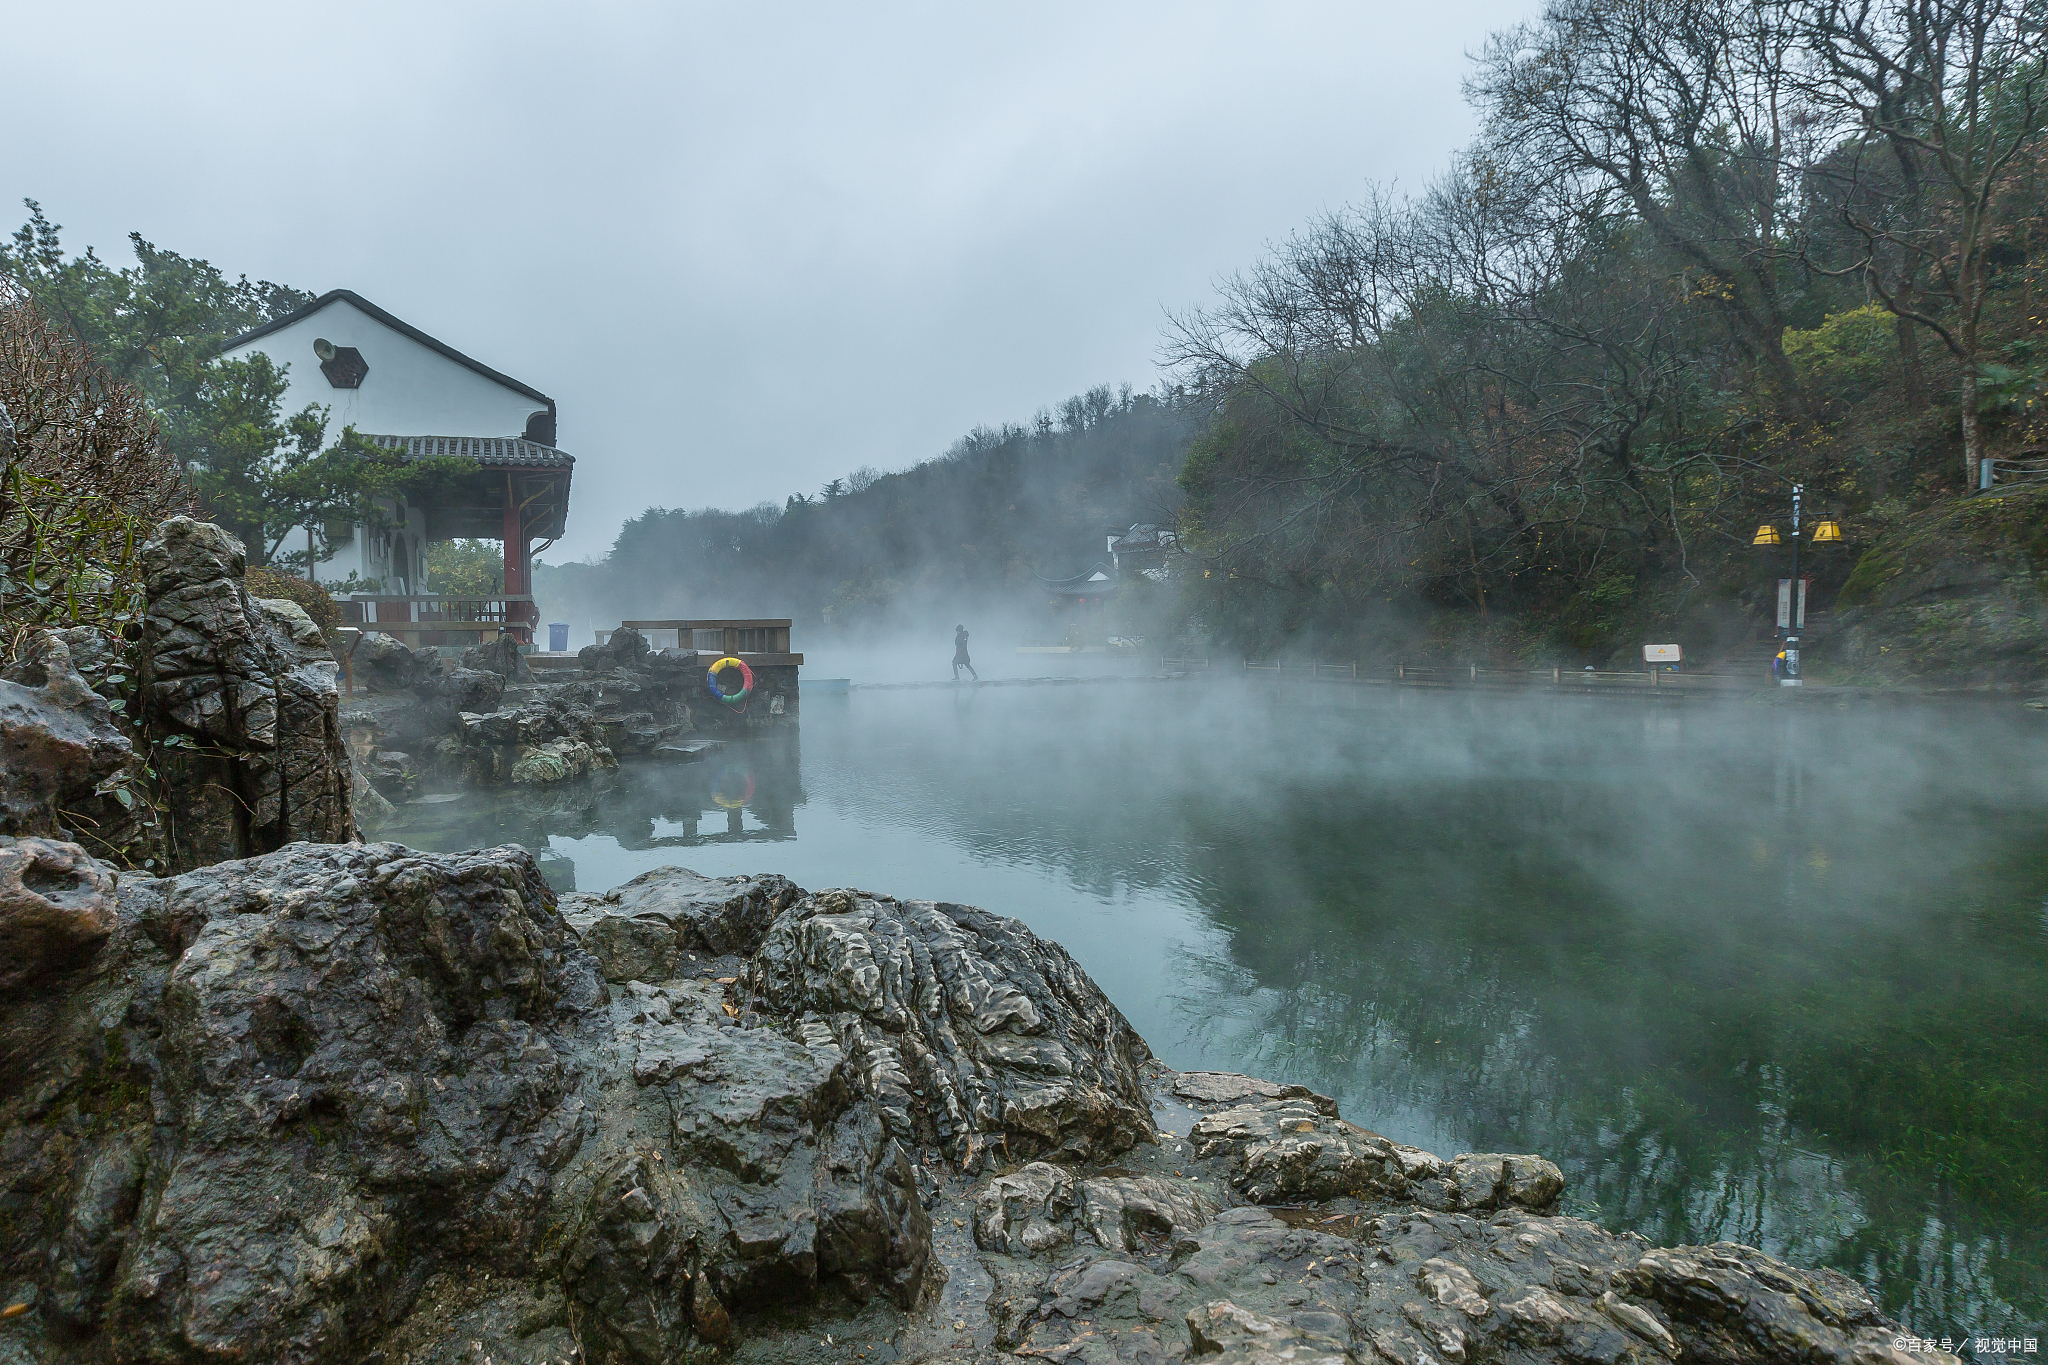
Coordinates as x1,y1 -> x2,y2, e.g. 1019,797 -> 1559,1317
221,298 -> 547,441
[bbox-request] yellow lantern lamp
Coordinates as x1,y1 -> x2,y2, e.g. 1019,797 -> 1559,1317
1812,519 -> 1843,544
1752,524 -> 1782,546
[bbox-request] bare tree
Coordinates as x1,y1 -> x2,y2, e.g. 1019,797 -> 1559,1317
0,285 -> 190,639
1470,0 -> 1809,397
1797,0 -> 2048,485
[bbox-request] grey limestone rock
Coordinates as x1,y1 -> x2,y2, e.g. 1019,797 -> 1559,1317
1190,1098 -> 1564,1213
84,842 -> 594,1359
749,888 -> 1156,1166
975,1160 -> 1223,1258
509,736 -> 615,785
458,635 -> 533,681
0,843 -> 1952,1365
982,1199 -> 1948,1365
0,843 -> 938,1365
351,630 -> 424,693
552,977 -> 930,1362
0,632 -> 133,842
415,664 -> 507,714
1173,1071 -> 1340,1116
452,694 -> 618,786
559,865 -> 803,980
578,626 -> 649,674
139,517 -> 355,871
0,837 -> 118,993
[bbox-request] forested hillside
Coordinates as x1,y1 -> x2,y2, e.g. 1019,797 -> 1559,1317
532,387 -> 1188,639
1169,0 -> 2047,667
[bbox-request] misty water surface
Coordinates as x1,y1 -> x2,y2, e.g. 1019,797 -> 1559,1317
385,682 -> 2048,1336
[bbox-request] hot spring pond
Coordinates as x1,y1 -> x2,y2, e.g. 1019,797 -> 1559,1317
384,681 -> 2048,1336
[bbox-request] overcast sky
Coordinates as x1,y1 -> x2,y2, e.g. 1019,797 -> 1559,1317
12,0 -> 1532,561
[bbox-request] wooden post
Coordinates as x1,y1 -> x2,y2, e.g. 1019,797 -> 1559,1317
501,474 -> 524,642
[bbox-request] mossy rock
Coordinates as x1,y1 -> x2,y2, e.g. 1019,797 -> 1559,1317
1815,484 -> 2048,686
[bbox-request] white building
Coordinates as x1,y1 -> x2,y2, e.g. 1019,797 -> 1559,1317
220,291 -> 573,643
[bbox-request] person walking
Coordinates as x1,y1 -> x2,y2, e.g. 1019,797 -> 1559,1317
952,624 -> 978,682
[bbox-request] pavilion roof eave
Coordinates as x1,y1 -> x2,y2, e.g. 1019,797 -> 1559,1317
363,434 -> 574,542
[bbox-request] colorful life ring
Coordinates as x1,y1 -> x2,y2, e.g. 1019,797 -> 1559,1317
706,655 -> 754,706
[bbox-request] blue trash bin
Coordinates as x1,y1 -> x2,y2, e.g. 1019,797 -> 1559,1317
547,623 -> 569,653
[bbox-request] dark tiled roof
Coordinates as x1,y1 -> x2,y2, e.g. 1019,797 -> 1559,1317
1034,563 -> 1117,592
365,434 -> 575,468
221,290 -> 555,409
1112,524 -> 1176,551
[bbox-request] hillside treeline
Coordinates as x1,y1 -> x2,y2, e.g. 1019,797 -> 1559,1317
1171,0 -> 2047,662
535,387 -> 1188,635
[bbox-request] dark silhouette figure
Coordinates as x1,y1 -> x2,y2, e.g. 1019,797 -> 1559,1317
953,624 -> 978,681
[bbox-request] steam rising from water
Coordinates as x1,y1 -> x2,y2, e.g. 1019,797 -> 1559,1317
388,681 -> 2048,1331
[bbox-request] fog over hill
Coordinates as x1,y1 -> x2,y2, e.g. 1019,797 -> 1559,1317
532,384 -> 1191,650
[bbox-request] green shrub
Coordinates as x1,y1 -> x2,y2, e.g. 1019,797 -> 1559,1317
1783,304 -> 1900,400
245,566 -> 338,632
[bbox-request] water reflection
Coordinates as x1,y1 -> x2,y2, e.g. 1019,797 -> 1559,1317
384,685 -> 2048,1334
386,733 -> 803,884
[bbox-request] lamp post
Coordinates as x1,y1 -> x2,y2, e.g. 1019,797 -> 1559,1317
1752,485 -> 1844,687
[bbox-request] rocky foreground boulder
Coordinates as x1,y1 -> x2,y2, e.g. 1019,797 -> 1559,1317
0,844 -> 1950,1364
140,517 -> 356,870
0,633 -> 132,845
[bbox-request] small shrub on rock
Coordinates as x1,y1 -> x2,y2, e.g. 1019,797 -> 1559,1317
245,566 -> 339,633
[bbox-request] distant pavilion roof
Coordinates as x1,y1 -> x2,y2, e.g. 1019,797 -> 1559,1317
1035,564 -> 1117,598
363,433 -> 574,542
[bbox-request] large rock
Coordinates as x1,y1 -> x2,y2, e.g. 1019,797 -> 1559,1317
139,518 -> 355,870
350,631 -> 423,693
0,848 -> 1949,1365
559,866 -> 803,980
748,889 -> 1156,1165
509,736 -> 613,785
0,837 -> 118,993
0,632 -> 133,841
552,976 -> 931,1361
983,1201 -> 1944,1365
578,626 -> 649,674
0,844 -> 933,1365
447,693 -> 619,786
1189,1097 -> 1564,1212
413,665 -> 506,714
459,635 -> 533,682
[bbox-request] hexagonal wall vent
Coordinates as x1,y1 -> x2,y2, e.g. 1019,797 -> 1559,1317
319,347 -> 369,388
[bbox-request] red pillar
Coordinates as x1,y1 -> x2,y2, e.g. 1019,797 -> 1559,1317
501,476 -> 531,643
